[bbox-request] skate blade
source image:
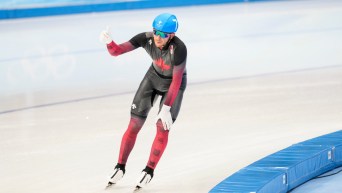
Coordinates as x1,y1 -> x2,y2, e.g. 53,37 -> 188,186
133,185 -> 142,192
105,182 -> 114,189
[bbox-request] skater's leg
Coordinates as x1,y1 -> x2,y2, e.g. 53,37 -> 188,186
118,115 -> 146,164
135,88 -> 186,188
146,89 -> 185,169
118,72 -> 156,164
108,115 -> 145,185
147,120 -> 169,169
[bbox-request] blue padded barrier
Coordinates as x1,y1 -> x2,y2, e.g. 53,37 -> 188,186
249,145 -> 335,190
298,130 -> 342,166
210,168 -> 287,193
209,130 -> 342,193
335,144 -> 342,165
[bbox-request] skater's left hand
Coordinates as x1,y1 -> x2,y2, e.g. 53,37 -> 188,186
156,104 -> 173,130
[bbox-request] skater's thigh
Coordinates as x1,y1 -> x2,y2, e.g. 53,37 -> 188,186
160,89 -> 185,122
131,78 -> 157,118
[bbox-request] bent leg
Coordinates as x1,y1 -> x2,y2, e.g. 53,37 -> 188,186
118,115 -> 146,164
118,72 -> 156,164
146,89 -> 185,169
147,120 -> 169,169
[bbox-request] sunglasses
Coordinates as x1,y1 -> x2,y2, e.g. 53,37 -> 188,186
153,29 -> 171,38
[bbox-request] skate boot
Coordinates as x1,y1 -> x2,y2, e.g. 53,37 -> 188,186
135,166 -> 154,190
107,163 -> 125,187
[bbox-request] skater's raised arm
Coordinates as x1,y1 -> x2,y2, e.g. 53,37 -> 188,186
99,26 -> 137,56
106,41 -> 135,56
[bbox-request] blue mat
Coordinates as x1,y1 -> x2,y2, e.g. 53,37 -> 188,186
210,130 -> 342,193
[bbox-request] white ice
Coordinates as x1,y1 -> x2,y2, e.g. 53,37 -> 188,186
1,0 -> 342,193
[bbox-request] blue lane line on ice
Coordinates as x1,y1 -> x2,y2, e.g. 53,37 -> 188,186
188,64 -> 342,86
1,64 -> 341,115
1,26 -> 342,63
0,49 -> 101,63
0,91 -> 134,115
0,0 -> 274,19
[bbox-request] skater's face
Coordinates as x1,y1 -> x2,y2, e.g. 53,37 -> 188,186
153,29 -> 174,49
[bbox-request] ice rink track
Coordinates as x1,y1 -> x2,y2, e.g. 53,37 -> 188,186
1,0 -> 342,192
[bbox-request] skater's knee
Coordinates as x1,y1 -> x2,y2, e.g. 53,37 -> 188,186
126,116 -> 145,135
156,120 -> 169,134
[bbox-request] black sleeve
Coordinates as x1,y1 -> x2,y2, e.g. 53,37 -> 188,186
174,43 -> 187,66
129,32 -> 149,48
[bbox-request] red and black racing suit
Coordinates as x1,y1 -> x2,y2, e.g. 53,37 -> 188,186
106,31 -> 187,169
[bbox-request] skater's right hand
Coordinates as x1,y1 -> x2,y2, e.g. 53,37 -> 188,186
156,104 -> 173,130
99,26 -> 113,44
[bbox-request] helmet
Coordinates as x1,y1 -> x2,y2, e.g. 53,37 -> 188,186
152,13 -> 178,33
